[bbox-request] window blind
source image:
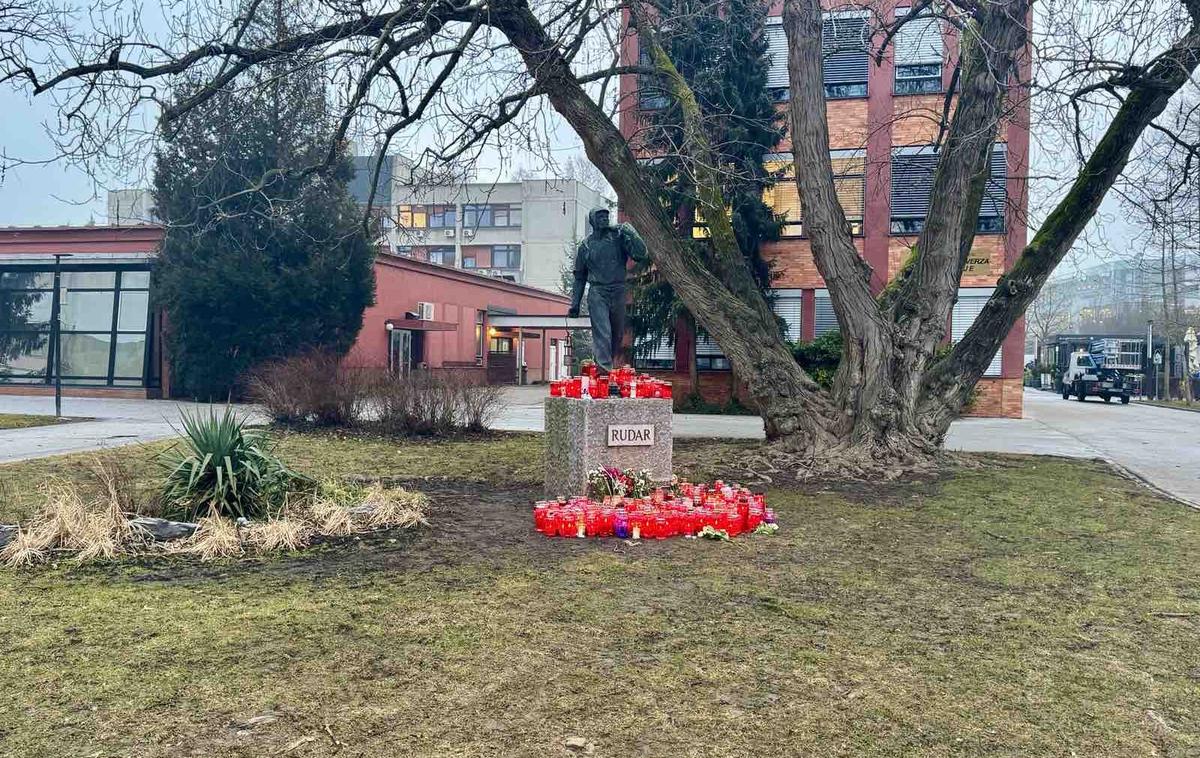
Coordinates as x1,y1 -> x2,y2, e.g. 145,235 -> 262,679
634,335 -> 676,367
894,9 -> 942,66
771,290 -> 803,342
890,146 -> 938,220
765,20 -> 789,90
951,288 -> 1002,376
814,289 -> 839,336
979,144 -> 1008,220
695,334 -> 725,356
822,13 -> 870,85
891,144 -> 1007,227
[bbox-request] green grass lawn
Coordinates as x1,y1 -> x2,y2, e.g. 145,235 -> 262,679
0,413 -> 64,431
1138,398 -> 1200,413
1,433 -> 1198,756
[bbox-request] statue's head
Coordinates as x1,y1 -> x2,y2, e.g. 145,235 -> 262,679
588,207 -> 611,233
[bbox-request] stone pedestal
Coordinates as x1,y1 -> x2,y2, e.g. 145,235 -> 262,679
544,396 -> 673,497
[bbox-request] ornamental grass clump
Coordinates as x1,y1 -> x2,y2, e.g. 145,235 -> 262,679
158,408 -> 305,521
170,516 -> 244,561
361,484 -> 430,529
245,516 -> 314,553
0,467 -> 144,567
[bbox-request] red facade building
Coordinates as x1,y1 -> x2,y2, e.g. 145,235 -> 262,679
619,1 -> 1029,418
0,226 -> 569,397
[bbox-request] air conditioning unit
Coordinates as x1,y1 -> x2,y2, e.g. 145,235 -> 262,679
416,302 -> 435,320
443,229 -> 456,239
463,228 -> 475,238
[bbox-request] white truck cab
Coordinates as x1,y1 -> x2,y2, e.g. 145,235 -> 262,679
1061,350 -> 1130,404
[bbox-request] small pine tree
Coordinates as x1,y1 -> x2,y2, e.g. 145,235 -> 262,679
152,3 -> 374,399
630,0 -> 786,364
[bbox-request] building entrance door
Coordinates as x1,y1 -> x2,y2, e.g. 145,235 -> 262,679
389,329 -> 413,374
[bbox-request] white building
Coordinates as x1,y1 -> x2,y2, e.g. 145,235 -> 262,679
106,189 -> 158,225
378,177 -> 613,294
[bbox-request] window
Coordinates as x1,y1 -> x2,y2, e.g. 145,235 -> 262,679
831,150 -> 865,235
639,43 -> 670,111
763,150 -> 864,236
890,144 -> 1007,234
397,204 -> 455,229
951,288 -> 1002,376
476,311 -> 486,360
771,289 -> 803,342
695,334 -> 730,371
634,335 -> 675,371
428,205 -> 457,229
427,246 -> 455,266
764,157 -> 802,236
0,265 -> 151,387
765,20 -> 790,99
489,336 -> 513,353
764,12 -> 869,100
814,289 -> 839,336
823,11 -> 870,98
894,8 -> 943,95
463,203 -> 521,229
978,144 -> 1008,233
491,245 -> 521,269
463,256 -> 477,269
397,204 -> 427,229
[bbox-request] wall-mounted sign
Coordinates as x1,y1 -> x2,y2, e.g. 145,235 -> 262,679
608,424 -> 655,447
963,254 -> 991,275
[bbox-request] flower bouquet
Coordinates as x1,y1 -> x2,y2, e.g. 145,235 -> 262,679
586,466 -> 654,499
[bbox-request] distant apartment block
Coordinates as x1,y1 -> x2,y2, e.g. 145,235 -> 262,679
106,189 -> 158,226
348,160 -> 613,294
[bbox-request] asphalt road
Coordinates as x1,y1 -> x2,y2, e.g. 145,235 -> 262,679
1010,389 -> 1200,508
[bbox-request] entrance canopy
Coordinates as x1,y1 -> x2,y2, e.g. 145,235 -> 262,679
487,314 -> 592,329
385,318 -> 458,331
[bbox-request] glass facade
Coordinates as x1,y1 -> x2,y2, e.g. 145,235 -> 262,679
0,263 -> 154,388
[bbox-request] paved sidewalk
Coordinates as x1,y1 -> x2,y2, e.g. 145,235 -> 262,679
0,395 -> 263,464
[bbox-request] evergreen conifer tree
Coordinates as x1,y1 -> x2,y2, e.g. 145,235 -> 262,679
630,0 -> 786,374
152,0 -> 374,399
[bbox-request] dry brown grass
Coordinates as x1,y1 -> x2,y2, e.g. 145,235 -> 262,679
169,516 -> 244,561
0,465 -> 143,567
2,462 -> 430,566
245,517 -> 314,553
360,484 -> 430,529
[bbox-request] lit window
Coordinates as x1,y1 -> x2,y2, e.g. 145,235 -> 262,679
397,204 -> 428,229
762,150 -> 863,237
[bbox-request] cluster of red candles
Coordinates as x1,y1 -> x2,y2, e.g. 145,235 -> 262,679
549,364 -> 673,399
533,481 -> 774,539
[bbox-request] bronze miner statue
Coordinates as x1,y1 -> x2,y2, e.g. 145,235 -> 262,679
568,208 -> 648,371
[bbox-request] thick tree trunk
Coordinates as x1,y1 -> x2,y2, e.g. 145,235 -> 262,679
495,0 -> 1200,475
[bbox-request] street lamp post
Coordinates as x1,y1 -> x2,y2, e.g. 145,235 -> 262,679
1147,319 -> 1155,401
50,253 -> 71,418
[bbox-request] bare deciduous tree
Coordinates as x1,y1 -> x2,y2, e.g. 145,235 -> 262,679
1026,280 -> 1071,361
3,0 -> 1200,473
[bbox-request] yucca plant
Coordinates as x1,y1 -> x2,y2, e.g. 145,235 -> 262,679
158,408 -> 305,521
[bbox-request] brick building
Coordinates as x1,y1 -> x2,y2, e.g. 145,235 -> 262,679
619,1 -> 1028,418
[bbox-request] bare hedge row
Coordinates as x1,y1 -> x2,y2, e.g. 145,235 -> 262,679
247,352 -> 503,436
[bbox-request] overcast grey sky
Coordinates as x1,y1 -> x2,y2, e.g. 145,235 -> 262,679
0,34 -> 1134,277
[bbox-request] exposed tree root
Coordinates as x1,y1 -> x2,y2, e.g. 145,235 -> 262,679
717,439 -> 949,486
